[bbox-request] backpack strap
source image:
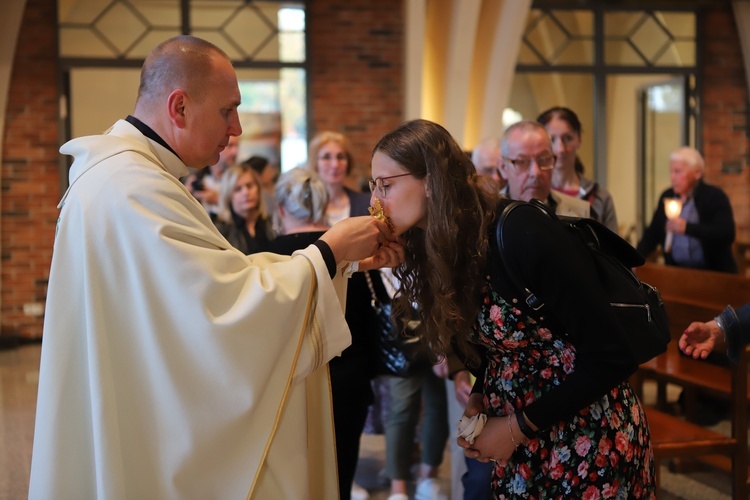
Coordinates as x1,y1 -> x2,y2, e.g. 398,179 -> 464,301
496,199 -> 554,311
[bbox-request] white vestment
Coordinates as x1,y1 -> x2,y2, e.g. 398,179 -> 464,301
28,120 -> 351,499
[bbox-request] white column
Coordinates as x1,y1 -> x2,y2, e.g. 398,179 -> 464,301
477,0 -> 532,142
404,0 -> 427,120
441,0 -> 482,143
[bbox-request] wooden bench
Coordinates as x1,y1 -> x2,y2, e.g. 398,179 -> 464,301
632,264 -> 749,498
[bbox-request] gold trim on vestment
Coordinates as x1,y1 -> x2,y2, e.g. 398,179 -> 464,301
246,259 -> 318,499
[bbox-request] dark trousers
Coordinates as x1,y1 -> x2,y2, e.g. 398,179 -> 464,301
462,457 -> 493,499
332,379 -> 372,500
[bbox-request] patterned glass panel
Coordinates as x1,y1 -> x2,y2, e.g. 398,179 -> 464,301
630,16 -> 671,62
658,12 -> 695,38
59,0 -> 181,58
60,28 -> 116,58
604,40 -> 644,66
603,12 -> 644,38
656,41 -> 696,67
553,10 -> 593,37
555,40 -> 594,65
518,43 -> 544,65
523,9 -> 593,66
604,11 -> 695,67
58,0 -> 305,63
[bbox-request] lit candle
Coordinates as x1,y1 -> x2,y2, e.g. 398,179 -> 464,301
663,198 -> 683,252
664,198 -> 682,220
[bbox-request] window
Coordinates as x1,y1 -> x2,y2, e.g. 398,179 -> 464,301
58,0 -> 308,173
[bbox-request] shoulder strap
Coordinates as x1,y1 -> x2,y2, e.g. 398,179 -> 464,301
496,199 -> 554,311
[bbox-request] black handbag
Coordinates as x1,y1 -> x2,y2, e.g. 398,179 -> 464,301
496,199 -> 671,365
364,271 -> 428,377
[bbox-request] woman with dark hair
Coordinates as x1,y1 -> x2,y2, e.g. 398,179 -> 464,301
537,106 -> 619,233
369,118 -> 655,498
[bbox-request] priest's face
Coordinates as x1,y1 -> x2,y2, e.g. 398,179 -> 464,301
369,150 -> 428,235
181,55 -> 243,169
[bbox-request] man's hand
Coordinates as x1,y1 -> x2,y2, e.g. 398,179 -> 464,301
679,320 -> 725,359
320,216 -> 394,264
665,217 -> 687,234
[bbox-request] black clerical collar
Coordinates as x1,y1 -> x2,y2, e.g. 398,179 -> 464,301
125,115 -> 182,161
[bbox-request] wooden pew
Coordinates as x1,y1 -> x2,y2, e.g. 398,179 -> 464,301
632,263 -> 749,498
636,262 -> 750,307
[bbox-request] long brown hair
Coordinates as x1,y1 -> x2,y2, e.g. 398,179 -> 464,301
373,119 -> 501,366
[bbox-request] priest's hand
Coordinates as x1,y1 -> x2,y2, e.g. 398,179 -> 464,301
320,215 -> 395,264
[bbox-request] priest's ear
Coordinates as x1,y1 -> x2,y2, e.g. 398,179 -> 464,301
167,89 -> 188,128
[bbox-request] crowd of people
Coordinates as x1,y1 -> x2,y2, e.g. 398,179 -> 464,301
30,33 -> 745,500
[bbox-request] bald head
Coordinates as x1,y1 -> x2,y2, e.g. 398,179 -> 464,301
136,35 -> 229,109
131,35 -> 242,170
500,121 -> 551,157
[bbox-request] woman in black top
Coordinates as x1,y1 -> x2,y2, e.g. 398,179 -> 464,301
369,119 -> 655,499
214,164 -> 275,255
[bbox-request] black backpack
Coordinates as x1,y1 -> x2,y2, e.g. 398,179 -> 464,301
496,199 -> 671,365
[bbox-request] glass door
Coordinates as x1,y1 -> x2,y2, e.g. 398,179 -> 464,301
637,77 -> 690,234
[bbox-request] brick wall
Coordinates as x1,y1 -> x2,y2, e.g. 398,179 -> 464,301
701,7 -> 750,242
1,0 -> 59,339
308,0 -> 405,185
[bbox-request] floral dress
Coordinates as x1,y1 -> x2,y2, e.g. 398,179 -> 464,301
472,278 -> 656,499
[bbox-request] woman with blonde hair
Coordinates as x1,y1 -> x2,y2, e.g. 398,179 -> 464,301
214,163 -> 275,254
306,131 -> 364,225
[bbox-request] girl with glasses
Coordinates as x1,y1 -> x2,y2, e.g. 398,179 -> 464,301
370,118 -> 655,499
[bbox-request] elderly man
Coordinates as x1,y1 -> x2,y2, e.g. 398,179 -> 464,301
471,137 -> 504,188
29,35 -> 401,499
637,146 -> 737,273
499,120 -> 590,218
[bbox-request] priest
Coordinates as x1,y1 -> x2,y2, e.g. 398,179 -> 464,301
29,35 -> 401,499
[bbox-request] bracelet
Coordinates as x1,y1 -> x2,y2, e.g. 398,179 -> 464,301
714,315 -> 727,342
515,411 -> 537,439
507,415 -> 518,449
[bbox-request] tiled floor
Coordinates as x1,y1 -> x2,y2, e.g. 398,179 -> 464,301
0,343 -> 736,499
0,343 -> 38,500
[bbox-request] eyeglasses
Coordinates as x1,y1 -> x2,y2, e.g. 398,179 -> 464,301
503,154 -> 556,172
368,173 -> 413,198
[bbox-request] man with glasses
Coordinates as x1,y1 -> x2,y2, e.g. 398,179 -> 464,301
499,120 -> 590,218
